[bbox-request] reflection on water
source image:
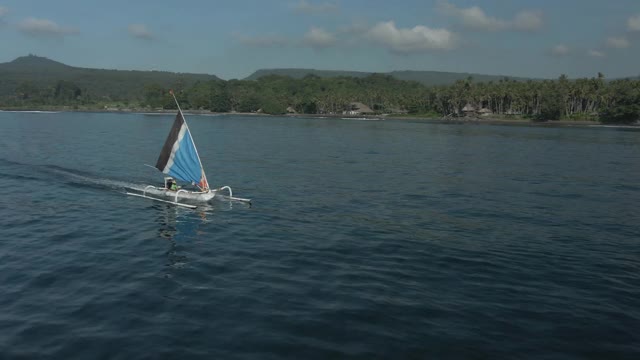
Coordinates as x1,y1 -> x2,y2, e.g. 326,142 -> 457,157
156,205 -> 206,274
154,200 -> 249,281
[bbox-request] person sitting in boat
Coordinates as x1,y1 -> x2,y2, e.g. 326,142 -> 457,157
166,178 -> 179,191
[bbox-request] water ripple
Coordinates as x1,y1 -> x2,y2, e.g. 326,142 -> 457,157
0,113 -> 639,359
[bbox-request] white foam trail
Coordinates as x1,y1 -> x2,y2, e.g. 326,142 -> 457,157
340,117 -> 382,121
0,110 -> 59,113
48,167 -> 148,191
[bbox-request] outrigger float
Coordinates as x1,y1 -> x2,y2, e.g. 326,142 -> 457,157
126,90 -> 250,208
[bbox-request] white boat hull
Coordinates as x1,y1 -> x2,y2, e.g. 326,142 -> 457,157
126,185 -> 251,208
143,186 -> 217,201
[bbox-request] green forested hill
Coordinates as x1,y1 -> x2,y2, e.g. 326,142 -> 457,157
1,55 -> 638,124
0,55 -> 221,101
244,69 -> 372,81
244,68 -> 534,85
387,70 -> 533,86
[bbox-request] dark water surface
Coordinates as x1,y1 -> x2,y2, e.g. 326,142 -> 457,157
1,111 -> 639,359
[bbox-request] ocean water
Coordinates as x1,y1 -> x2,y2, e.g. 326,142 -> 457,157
0,111 -> 639,359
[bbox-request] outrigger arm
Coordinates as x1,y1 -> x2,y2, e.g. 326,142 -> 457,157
126,185 -> 251,209
125,192 -> 197,209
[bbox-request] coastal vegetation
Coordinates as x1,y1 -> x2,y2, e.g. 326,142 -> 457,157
244,68 -> 533,86
1,55 -> 639,124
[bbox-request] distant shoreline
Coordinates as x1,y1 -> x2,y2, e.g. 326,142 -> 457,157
1,108 -> 637,128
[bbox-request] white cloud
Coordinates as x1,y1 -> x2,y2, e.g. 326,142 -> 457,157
238,27 -> 337,49
550,44 -> 570,56
438,0 -> 542,32
293,0 -> 338,15
367,21 -> 456,53
17,17 -> 78,37
302,27 -> 336,48
606,36 -> 630,49
236,20 -> 456,54
513,10 -> 543,31
128,24 -> 153,40
438,1 -> 506,31
628,14 -> 640,31
588,49 -> 605,58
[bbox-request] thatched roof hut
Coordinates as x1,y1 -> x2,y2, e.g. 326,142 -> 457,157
350,102 -> 374,114
462,104 -> 476,113
461,104 -> 477,117
478,108 -> 493,116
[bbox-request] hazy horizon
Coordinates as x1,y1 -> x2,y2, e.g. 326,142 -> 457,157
4,53 -> 633,82
0,0 -> 639,80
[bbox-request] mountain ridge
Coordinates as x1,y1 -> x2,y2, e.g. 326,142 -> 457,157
1,55 -> 636,104
0,55 -> 221,100
0,54 -> 218,76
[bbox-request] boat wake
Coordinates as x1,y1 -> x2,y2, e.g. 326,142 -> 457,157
46,165 -> 149,192
0,110 -> 59,113
0,158 -> 247,212
341,117 -> 382,121
0,158 -> 149,193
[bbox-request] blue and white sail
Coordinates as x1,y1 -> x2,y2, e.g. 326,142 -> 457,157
155,110 -> 210,190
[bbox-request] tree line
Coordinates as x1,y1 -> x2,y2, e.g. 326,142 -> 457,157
2,73 -> 639,124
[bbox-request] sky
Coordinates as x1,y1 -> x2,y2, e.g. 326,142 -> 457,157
0,0 -> 639,79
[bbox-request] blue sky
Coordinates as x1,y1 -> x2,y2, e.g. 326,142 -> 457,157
0,0 -> 639,79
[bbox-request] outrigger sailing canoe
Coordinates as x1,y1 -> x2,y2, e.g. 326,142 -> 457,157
126,91 -> 250,209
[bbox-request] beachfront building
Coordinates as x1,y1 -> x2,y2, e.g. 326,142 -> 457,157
344,102 -> 374,115
462,103 -> 476,117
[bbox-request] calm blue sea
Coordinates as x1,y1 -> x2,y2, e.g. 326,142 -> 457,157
0,111 -> 639,359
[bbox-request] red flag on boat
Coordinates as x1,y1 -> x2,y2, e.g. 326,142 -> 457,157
199,173 -> 209,191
